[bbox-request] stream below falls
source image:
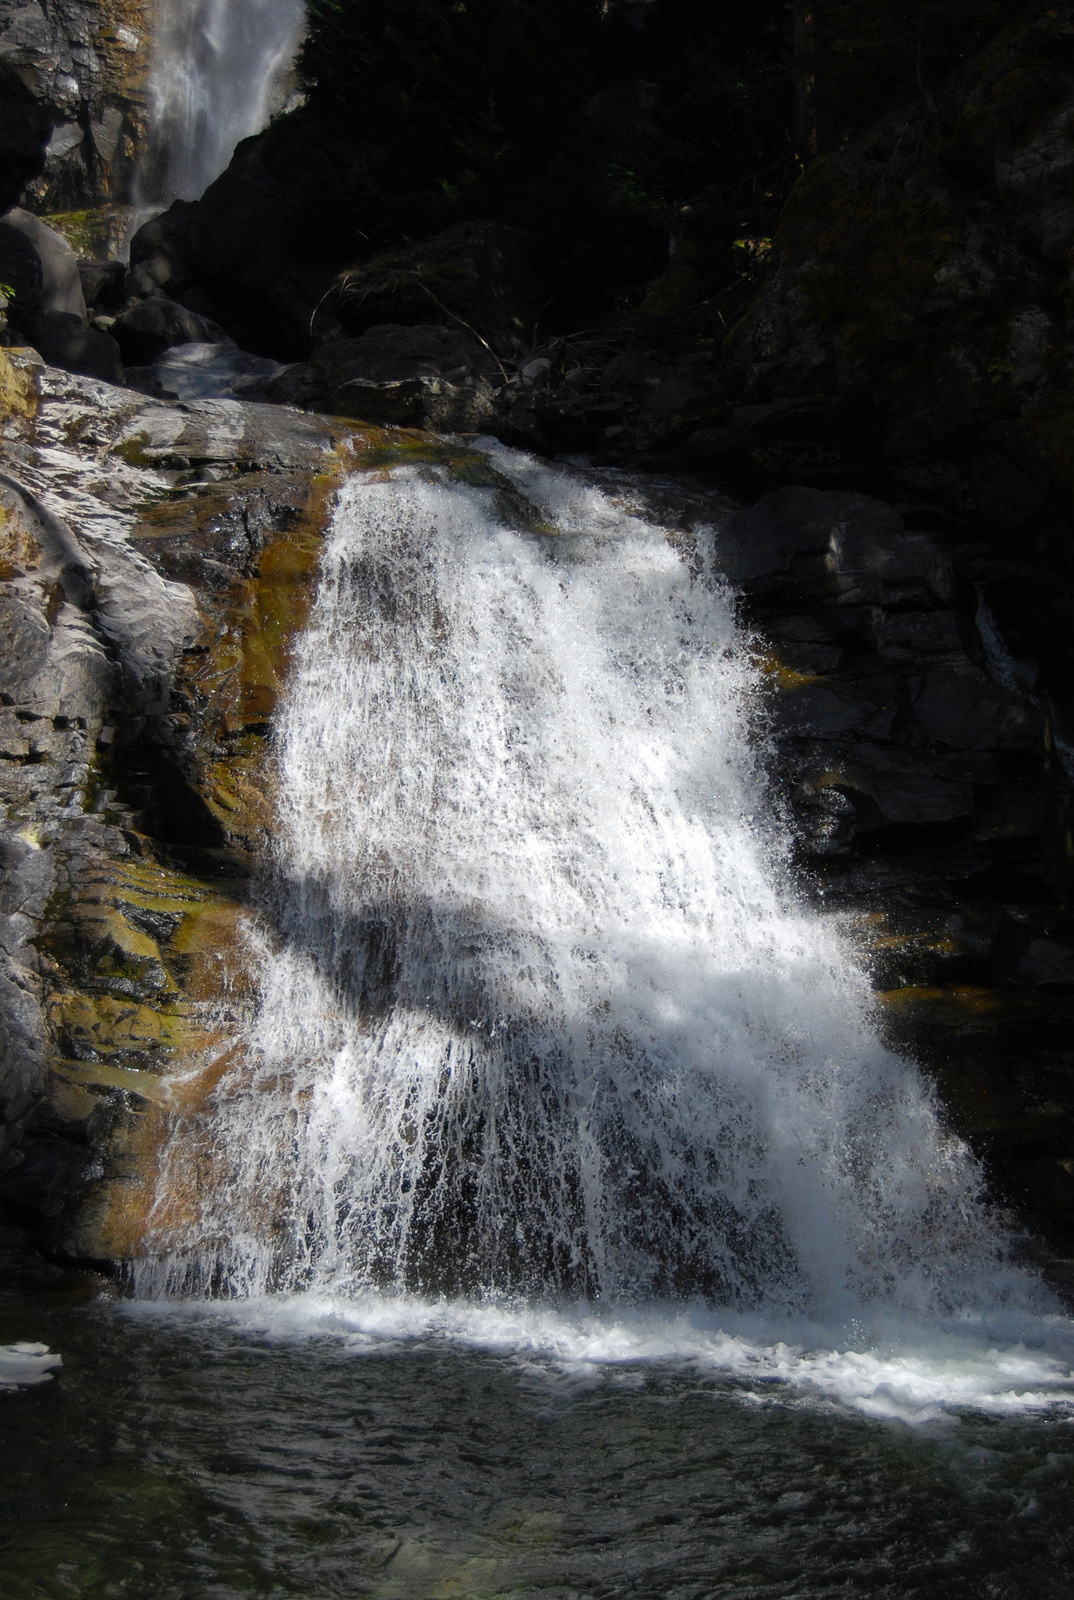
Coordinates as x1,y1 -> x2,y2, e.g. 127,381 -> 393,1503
4,445 -> 1074,1597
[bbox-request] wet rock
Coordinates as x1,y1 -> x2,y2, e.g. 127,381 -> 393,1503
771,684 -> 895,742
0,357 -> 348,1257
829,745 -> 987,828
126,341 -> 281,404
0,0 -> 149,212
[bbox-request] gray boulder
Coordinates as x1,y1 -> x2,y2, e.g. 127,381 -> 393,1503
0,208 -> 122,381
110,297 -> 223,366
0,207 -> 86,320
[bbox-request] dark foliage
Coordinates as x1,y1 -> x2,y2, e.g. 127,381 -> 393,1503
264,0 -> 1034,325
803,1 -> 1028,149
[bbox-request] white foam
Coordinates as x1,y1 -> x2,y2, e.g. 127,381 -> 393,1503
122,1293 -> 1074,1426
0,1342 -> 62,1393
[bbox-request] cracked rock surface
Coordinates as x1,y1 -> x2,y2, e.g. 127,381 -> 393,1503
0,350 -> 345,1258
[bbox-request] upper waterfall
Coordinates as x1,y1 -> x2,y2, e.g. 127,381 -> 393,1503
137,0 -> 306,208
136,447 -> 1044,1323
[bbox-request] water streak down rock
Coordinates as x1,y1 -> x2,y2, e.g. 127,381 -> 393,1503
135,0 -> 305,210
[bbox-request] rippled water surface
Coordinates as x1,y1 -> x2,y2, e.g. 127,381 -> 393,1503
3,1291 -> 1073,1599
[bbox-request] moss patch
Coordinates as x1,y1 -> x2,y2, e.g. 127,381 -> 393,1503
0,347 -> 40,433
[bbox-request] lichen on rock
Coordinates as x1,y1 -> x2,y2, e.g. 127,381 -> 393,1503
0,356 -> 359,1263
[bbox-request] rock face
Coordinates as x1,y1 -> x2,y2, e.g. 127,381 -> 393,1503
0,0 -> 150,212
666,4 -> 1074,743
713,484 -> 1074,1269
0,57 -> 52,212
0,347 -> 349,1259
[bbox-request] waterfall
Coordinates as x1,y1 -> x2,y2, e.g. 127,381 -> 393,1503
136,448 -> 1040,1323
136,0 -> 306,209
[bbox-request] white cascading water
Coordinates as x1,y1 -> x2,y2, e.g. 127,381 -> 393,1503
136,0 -> 306,208
134,446 -> 1053,1363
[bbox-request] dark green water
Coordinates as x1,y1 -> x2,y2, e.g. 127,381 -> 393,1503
2,1289 -> 1074,1600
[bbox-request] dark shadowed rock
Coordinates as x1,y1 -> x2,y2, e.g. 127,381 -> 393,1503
128,136 -> 334,360
29,312 -> 123,383
271,323 -> 500,429
0,60 -> 52,212
327,223 -> 542,356
716,486 -> 916,603
0,208 -> 85,320
111,297 -> 222,366
78,260 -> 127,315
910,666 -> 1044,752
128,150 -> 546,369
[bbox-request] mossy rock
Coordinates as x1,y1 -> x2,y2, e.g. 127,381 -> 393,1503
0,347 -> 40,432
